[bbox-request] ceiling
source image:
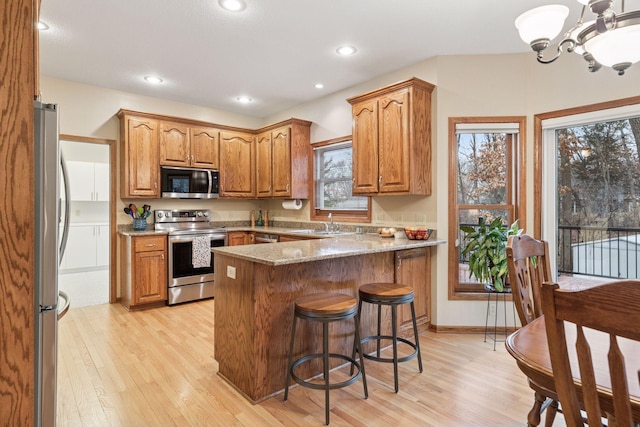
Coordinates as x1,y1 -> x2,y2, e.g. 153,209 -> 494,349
39,0 -> 599,118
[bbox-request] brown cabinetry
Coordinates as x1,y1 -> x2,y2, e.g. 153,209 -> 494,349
117,110 -> 310,200
227,231 -> 254,246
219,131 -> 255,198
160,122 -> 219,169
120,234 -> 167,310
255,120 -> 311,199
394,247 -> 431,334
118,113 -> 160,198
348,78 -> 434,196
255,131 -> 272,198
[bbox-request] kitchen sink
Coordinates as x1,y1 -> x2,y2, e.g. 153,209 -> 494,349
314,230 -> 355,235
288,229 -> 316,234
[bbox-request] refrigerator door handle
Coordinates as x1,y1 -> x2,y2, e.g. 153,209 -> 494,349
59,152 -> 71,264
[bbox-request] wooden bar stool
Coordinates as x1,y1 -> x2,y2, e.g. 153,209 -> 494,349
284,292 -> 368,425
354,283 -> 422,393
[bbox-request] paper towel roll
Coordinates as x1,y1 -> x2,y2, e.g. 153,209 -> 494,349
282,199 -> 302,210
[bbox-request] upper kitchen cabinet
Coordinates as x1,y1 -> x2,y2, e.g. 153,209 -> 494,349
66,161 -> 109,201
190,126 -> 219,169
219,131 -> 255,198
255,119 -> 311,199
118,112 -> 160,198
348,77 -> 435,196
255,131 -> 272,198
159,122 -> 219,169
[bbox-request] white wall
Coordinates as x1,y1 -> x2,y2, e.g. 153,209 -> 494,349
42,51 -> 640,327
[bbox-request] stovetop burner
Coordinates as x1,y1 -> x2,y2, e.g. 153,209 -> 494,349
154,209 -> 226,234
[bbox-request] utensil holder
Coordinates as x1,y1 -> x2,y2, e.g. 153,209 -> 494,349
133,218 -> 147,230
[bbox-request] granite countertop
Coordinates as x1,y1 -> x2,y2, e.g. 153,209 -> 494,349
213,232 -> 444,266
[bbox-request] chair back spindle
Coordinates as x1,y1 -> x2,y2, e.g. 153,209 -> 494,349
541,280 -> 640,427
506,234 -> 552,325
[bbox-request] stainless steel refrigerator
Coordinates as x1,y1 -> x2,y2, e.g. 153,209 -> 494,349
34,100 -> 69,426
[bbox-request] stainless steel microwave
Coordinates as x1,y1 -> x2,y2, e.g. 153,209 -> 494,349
161,166 -> 219,199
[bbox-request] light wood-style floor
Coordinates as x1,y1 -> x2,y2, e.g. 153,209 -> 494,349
57,300 -> 568,426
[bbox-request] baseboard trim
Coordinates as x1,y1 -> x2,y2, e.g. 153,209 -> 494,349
429,324 -> 519,334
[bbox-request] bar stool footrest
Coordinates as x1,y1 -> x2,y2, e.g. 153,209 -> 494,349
360,335 -> 419,364
290,353 -> 362,391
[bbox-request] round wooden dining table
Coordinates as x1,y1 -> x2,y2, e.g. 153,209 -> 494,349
506,316 -> 640,423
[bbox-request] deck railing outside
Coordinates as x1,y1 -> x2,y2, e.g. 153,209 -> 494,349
459,223 -> 640,280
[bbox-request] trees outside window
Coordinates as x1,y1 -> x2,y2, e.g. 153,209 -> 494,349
448,117 -> 525,299
554,116 -> 640,278
311,136 -> 370,222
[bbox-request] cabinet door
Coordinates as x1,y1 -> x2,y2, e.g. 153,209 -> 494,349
133,250 -> 167,305
219,131 -> 255,197
94,163 -> 110,201
66,161 -> 95,201
190,126 -> 219,169
378,89 -> 410,193
255,131 -> 272,198
395,247 -> 430,330
228,231 -> 249,246
126,117 -> 159,197
352,100 -> 379,194
271,126 -> 292,198
96,225 -> 110,267
160,122 -> 190,167
64,225 -> 97,269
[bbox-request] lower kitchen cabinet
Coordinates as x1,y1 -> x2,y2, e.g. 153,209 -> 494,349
227,231 -> 254,246
61,224 -> 109,271
394,247 -> 431,335
120,234 -> 167,310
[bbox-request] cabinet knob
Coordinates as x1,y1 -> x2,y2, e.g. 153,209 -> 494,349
285,183 -> 289,192
379,176 -> 382,183
145,243 -> 156,247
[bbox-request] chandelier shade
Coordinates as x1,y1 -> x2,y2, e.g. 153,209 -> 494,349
515,5 -> 570,44
582,11 -> 640,68
515,1 -> 640,75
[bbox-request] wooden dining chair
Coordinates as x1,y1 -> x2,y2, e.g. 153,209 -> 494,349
541,280 -> 640,427
506,234 -> 559,427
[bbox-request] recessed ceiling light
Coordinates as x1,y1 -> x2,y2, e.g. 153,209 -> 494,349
315,83 -> 324,89
336,45 -> 357,56
144,76 -> 163,84
236,96 -> 253,103
37,21 -> 49,31
219,0 -> 246,12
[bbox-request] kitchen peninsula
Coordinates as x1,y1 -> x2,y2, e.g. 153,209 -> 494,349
212,233 -> 443,402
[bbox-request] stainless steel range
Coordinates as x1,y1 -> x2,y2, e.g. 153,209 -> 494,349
154,209 -> 227,305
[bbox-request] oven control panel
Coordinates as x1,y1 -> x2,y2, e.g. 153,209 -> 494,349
155,209 -> 210,223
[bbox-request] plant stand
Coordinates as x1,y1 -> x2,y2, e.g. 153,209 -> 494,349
483,283 -> 517,351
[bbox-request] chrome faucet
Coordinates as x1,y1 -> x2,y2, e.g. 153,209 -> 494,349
323,213 -> 335,233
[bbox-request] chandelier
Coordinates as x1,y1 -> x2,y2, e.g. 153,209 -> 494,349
515,0 -> 640,75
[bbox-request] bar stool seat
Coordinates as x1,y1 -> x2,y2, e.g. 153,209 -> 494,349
284,292 -> 368,425
355,283 -> 423,393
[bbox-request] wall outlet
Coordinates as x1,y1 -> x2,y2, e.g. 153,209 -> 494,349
226,265 -> 236,279
489,302 -> 496,316
415,214 -> 427,224
376,213 -> 385,223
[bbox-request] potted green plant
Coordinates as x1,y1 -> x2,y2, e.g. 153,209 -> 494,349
460,216 -> 521,292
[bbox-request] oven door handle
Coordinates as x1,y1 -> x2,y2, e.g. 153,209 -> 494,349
169,235 -> 226,244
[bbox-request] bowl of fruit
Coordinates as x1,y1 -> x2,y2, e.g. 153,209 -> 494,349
404,226 -> 433,240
